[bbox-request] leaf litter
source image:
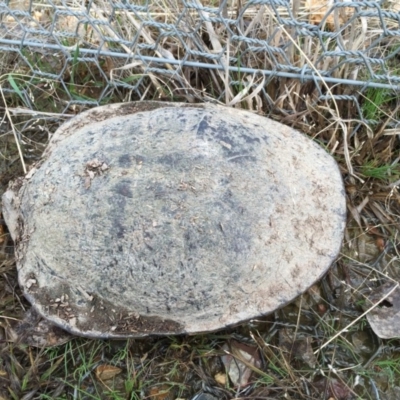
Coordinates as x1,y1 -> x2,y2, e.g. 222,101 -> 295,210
221,340 -> 262,388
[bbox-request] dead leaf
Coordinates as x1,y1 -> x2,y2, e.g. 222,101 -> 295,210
375,237 -> 385,252
364,282 -> 400,339
313,377 -> 352,400
317,303 -> 327,314
95,364 -> 122,381
221,340 -> 261,387
366,225 -> 386,237
148,385 -> 170,399
214,372 -> 226,385
279,329 -> 317,368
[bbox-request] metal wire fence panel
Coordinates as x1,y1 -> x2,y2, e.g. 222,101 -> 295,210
0,0 -> 399,126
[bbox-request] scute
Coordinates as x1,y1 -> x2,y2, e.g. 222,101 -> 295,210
3,102 -> 346,338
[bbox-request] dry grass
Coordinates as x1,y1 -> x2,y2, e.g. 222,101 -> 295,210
0,0 -> 400,399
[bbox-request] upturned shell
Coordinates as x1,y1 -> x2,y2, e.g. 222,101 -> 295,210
2,102 -> 346,338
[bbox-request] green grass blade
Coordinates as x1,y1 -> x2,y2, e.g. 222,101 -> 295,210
7,74 -> 27,106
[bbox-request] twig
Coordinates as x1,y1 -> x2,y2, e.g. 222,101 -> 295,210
0,84 -> 26,174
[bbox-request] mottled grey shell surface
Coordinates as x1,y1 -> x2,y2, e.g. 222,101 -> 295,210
3,102 -> 346,338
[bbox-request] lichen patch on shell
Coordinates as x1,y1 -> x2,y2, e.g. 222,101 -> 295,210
2,102 -> 346,338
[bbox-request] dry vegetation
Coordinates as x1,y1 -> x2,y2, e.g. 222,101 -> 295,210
0,0 -> 400,399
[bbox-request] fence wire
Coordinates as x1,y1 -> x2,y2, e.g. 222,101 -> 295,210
0,0 -> 399,127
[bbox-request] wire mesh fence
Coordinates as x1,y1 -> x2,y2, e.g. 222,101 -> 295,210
0,0 -> 399,129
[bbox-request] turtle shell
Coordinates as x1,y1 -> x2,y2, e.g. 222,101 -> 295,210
2,102 -> 346,338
